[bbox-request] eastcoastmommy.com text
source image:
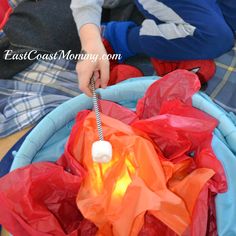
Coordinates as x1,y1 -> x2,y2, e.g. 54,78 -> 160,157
3,50 -> 122,62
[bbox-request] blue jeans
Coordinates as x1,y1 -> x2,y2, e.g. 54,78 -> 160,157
105,0 -> 235,60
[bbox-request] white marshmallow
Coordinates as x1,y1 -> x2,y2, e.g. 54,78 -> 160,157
92,140 -> 113,163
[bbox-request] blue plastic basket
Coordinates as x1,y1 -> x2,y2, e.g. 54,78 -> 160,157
10,77 -> 236,236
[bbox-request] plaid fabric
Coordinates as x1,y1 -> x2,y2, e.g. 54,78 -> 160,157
205,42 -> 236,113
0,58 -> 80,137
8,0 -> 24,8
0,30 -> 5,39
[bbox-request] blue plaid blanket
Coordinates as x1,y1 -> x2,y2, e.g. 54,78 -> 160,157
205,44 -> 236,113
8,0 -> 22,8
0,31 -> 5,39
0,58 -> 81,137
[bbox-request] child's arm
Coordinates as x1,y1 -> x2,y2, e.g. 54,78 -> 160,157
77,23 -> 109,97
70,0 -> 109,97
70,0 -> 104,34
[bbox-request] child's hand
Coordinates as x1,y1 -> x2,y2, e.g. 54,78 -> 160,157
76,24 -> 110,97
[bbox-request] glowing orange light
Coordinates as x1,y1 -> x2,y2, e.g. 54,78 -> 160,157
89,154 -> 136,199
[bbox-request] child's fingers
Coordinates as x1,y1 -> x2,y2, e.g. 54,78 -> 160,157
79,77 -> 93,97
76,59 -> 100,97
100,60 -> 110,89
93,70 -> 101,89
77,66 -> 93,97
95,79 -> 101,89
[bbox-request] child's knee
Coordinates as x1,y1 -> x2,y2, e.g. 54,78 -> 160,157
199,19 -> 234,58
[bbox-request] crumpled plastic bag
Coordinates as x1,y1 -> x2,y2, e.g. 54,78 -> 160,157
66,112 -> 215,236
0,70 -> 227,236
0,158 -> 98,236
103,70 -> 226,236
66,71 -> 226,236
